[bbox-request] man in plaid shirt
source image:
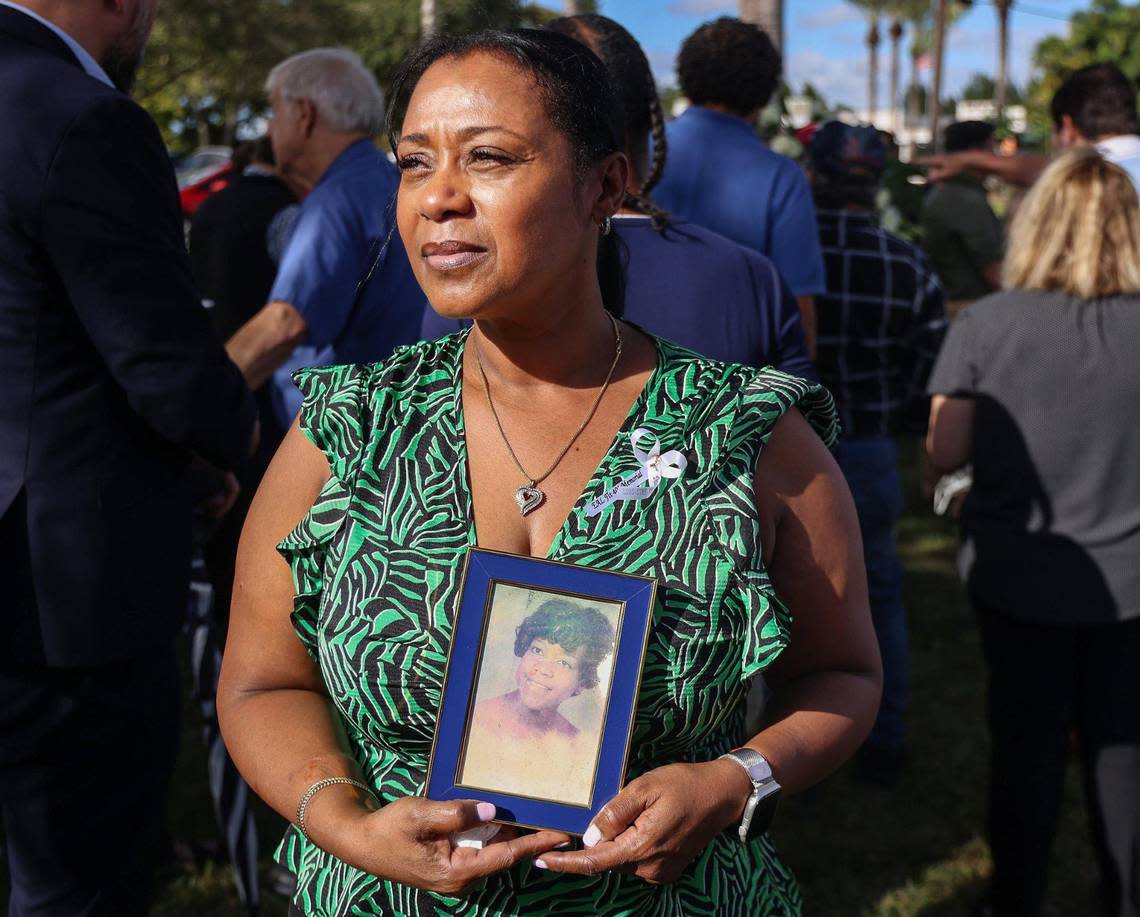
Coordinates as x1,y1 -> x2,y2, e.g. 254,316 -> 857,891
808,122 -> 948,784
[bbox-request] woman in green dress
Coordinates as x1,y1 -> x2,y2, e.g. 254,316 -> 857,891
218,28 -> 881,916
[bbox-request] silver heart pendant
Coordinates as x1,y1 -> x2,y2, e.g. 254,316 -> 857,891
514,485 -> 544,517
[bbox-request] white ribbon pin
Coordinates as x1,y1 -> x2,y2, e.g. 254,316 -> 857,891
586,428 -> 688,518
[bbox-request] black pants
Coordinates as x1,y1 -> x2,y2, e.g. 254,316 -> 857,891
975,602 -> 1140,917
0,650 -> 181,917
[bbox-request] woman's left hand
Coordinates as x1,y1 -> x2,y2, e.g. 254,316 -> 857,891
533,759 -> 751,884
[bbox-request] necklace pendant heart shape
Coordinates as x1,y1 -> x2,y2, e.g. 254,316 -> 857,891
475,312 -> 622,520
514,483 -> 544,517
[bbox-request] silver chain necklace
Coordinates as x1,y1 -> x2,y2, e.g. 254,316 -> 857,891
474,312 -> 623,516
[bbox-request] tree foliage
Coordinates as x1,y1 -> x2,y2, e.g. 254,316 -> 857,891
961,72 -> 995,100
960,72 -> 1022,104
136,0 -> 356,149
1027,0 -> 1140,135
896,0 -> 968,62
136,0 -> 559,152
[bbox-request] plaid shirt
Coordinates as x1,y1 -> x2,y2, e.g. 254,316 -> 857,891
815,209 -> 948,438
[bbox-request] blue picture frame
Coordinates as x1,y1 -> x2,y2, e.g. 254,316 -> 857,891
425,548 -> 657,836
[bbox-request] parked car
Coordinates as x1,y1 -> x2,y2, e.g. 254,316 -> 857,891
177,146 -> 233,219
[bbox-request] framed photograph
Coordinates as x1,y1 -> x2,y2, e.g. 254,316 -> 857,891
426,548 -> 657,836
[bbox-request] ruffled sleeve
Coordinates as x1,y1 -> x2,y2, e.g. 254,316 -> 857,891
276,363 -> 371,657
701,366 -> 841,681
719,366 -> 839,466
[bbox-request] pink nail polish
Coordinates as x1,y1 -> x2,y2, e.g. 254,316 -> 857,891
582,824 -> 602,848
534,859 -> 548,870
476,802 -> 496,822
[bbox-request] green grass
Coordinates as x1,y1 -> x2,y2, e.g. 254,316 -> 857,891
4,450 -> 1100,916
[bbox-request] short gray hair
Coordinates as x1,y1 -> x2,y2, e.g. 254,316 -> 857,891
267,48 -> 384,136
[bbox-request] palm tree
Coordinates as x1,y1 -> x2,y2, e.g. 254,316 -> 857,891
929,0 -> 970,146
905,2 -> 934,126
994,0 -> 1014,116
850,0 -> 890,123
888,16 -> 904,131
931,0 -> 949,145
739,0 -> 784,53
899,0 -> 966,142
886,0 -> 928,130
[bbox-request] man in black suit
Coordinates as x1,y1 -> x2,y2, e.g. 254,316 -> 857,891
0,2 -> 257,914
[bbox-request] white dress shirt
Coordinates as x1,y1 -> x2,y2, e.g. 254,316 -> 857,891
1097,134 -> 1140,191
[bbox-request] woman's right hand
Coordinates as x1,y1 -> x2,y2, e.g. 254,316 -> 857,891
315,791 -> 571,895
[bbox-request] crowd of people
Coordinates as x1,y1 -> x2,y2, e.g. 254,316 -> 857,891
2,1 -> 1139,915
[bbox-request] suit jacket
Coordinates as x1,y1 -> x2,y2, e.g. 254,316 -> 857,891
0,7 -> 257,667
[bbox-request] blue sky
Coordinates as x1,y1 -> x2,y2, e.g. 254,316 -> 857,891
595,0 -> 1088,108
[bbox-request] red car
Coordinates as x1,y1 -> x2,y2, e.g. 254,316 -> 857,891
176,146 -> 233,219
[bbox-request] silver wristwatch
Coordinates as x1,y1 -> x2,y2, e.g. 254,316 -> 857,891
719,748 -> 781,843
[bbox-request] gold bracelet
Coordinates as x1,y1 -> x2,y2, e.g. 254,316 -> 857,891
296,776 -> 377,841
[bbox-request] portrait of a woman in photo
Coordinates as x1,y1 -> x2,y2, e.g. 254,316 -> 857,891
462,597 -> 616,805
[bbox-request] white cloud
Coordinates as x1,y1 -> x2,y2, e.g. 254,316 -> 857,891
650,0 -> 1069,107
942,13 -> 1061,92
1008,21 -> 1065,85
795,5 -> 863,31
664,0 -> 733,16
784,5 -> 1065,112
645,46 -> 677,88
788,48 -> 866,109
826,30 -> 865,50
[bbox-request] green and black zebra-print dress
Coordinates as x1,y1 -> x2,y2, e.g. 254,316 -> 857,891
276,330 -> 839,916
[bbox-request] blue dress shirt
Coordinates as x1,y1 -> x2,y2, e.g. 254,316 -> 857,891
269,139 -> 424,365
653,106 -> 826,299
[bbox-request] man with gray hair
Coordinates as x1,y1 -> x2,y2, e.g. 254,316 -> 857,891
225,47 -> 424,397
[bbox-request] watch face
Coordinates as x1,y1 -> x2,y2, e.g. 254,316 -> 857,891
743,784 -> 781,842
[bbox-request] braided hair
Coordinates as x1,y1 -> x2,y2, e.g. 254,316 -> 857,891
546,15 -> 671,230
